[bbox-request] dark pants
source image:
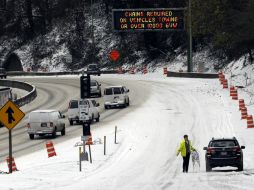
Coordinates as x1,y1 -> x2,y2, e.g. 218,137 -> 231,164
182,153 -> 190,173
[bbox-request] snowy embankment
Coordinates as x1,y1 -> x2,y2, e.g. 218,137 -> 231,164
0,73 -> 254,190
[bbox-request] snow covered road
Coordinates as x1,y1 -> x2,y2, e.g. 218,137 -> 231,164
0,74 -> 254,190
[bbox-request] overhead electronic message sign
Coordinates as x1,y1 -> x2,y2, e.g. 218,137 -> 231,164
112,8 -> 185,32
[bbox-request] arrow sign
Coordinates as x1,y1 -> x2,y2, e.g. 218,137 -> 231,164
0,100 -> 25,130
6,107 -> 15,124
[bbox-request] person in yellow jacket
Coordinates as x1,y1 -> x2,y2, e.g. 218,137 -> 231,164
177,134 -> 196,173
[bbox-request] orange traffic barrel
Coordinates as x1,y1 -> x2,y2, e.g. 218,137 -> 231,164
239,99 -> 245,110
247,115 -> 254,128
241,107 -> 248,119
163,67 -> 167,75
6,157 -> 18,172
46,141 -> 57,158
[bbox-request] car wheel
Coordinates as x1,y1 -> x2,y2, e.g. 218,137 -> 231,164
29,134 -> 34,140
98,92 -> 102,97
69,120 -> 73,126
52,128 -> 57,138
127,99 -> 130,106
105,105 -> 108,109
206,161 -> 212,172
96,114 -> 100,122
238,161 -> 243,171
123,100 -> 127,108
61,126 -> 66,136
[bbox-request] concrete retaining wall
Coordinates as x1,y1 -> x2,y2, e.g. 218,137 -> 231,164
167,71 -> 218,78
0,80 -> 37,107
7,70 -> 117,76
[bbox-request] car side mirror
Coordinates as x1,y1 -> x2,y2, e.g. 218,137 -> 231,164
62,115 -> 65,118
203,147 -> 207,150
241,146 -> 245,149
96,103 -> 100,107
127,89 -> 130,93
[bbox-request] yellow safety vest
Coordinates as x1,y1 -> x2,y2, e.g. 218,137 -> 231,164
177,139 -> 195,157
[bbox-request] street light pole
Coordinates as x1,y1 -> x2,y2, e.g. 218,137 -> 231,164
91,0 -> 95,64
187,0 -> 193,72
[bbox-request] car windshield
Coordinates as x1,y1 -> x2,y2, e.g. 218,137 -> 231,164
69,101 -> 78,108
113,88 -> 122,94
210,140 -> 237,147
91,81 -> 97,86
79,100 -> 89,106
105,88 -> 112,95
29,112 -> 51,122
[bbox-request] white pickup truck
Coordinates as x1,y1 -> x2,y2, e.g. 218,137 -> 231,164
67,99 -> 100,125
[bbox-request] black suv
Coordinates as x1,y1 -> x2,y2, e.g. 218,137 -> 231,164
87,64 -> 101,76
204,137 -> 245,172
0,68 -> 7,79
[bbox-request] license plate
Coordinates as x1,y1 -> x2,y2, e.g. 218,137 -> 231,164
221,152 -> 227,156
114,96 -> 119,102
41,123 -> 47,127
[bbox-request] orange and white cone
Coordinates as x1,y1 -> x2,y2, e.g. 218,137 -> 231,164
129,67 -> 135,74
143,67 -> 148,74
6,157 -> 18,172
247,115 -> 254,128
46,141 -> 57,157
219,73 -> 225,84
222,79 -> 228,89
241,107 -> 248,120
230,89 -> 238,100
163,67 -> 167,75
118,67 -> 123,74
85,136 -> 93,145
239,99 -> 245,110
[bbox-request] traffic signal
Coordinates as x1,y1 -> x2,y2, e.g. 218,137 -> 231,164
80,75 -> 91,99
82,122 -> 91,136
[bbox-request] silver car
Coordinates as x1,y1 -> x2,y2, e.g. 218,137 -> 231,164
27,110 -> 66,139
104,86 -> 130,109
90,80 -> 102,97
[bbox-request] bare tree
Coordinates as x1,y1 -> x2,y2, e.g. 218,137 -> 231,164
25,0 -> 34,37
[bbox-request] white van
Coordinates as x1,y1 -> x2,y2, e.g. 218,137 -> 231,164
27,110 -> 66,139
104,86 -> 130,109
67,99 -> 100,125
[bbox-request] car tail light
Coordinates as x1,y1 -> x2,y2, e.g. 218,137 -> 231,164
207,147 -> 215,154
26,123 -> 30,128
50,122 -> 54,127
233,146 -> 241,152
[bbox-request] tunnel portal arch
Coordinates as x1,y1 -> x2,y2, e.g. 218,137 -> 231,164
2,53 -> 23,71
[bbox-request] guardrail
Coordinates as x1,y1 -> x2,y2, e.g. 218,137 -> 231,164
167,71 -> 219,78
0,80 -> 37,107
7,70 -> 118,76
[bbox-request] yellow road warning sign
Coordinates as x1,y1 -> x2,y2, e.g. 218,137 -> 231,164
0,100 -> 25,130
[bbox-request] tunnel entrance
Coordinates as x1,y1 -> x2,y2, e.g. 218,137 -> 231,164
3,53 -> 23,71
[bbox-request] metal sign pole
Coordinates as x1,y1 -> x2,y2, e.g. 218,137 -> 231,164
79,147 -> 82,172
9,129 -> 12,173
187,0 -> 193,72
114,126 -> 117,144
89,145 -> 92,163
